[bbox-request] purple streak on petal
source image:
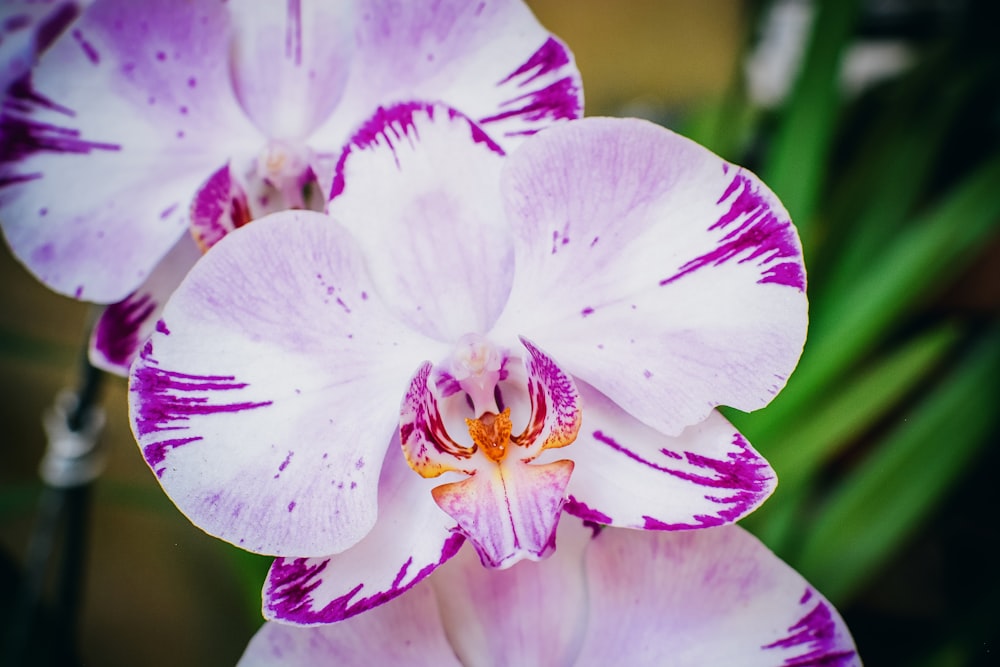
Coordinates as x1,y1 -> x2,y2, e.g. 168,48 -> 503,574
659,171 -> 805,291
155,319 -> 170,335
93,292 -> 156,368
132,337 -> 272,430
266,533 -> 465,623
70,28 -> 99,64
763,589 -> 859,666
0,81 -> 120,186
478,38 -> 580,137
593,430 -> 773,530
563,495 -> 612,526
143,436 -> 202,477
330,102 -> 504,201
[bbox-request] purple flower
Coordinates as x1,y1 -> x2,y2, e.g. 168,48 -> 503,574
0,0 -> 582,373
128,111 -> 808,623
239,520 -> 859,666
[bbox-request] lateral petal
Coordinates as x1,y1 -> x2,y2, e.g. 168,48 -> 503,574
563,384 -> 775,530
263,446 -> 462,624
493,117 -> 808,436
128,211 -> 442,556
240,585 -> 461,667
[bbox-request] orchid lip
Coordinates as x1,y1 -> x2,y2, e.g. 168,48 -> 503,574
400,335 -> 582,568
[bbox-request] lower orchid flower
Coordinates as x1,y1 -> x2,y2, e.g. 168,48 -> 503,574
0,0 -> 582,375
129,111 -> 808,623
239,519 -> 860,666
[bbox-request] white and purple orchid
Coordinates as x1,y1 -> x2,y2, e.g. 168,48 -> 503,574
240,520 -> 859,666
128,110 -> 808,623
0,0 -> 581,374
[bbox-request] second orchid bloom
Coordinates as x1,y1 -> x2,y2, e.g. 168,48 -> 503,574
128,107 -> 808,624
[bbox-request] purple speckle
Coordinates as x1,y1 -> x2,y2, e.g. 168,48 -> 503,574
71,29 -> 100,64
581,307 -> 594,317
74,285 -> 83,298
643,369 -> 653,379
38,207 -> 48,216
287,501 -> 296,512
179,105 -> 188,115
354,458 -> 364,470
159,202 -> 179,219
155,50 -> 166,61
278,451 -> 294,473
187,76 -> 197,88
155,319 -> 170,335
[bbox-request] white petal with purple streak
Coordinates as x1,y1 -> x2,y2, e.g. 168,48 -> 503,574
0,0 -> 262,301
562,384 -> 775,530
128,212 -> 443,556
241,584 -> 462,667
328,102 -> 511,342
306,0 -> 582,155
492,117 -> 808,436
263,446 -> 462,625
576,525 -> 860,666
89,231 -> 200,375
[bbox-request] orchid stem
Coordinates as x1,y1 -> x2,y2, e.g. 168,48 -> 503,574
3,334 -> 106,666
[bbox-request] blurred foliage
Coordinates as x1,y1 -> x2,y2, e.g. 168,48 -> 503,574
688,0 -> 1000,663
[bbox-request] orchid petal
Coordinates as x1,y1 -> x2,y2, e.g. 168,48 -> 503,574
576,525 -> 859,666
0,0 -> 262,301
432,458 -> 573,569
307,0 -> 582,154
493,117 -> 808,436
562,384 -> 775,530
328,102 -> 511,342
128,211 -> 442,556
227,0 -> 353,141
431,516 -> 592,667
263,445 -> 462,624
240,584 -> 461,667
89,231 -> 200,375
0,0 -> 84,92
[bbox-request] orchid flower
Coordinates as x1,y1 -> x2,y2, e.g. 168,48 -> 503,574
128,111 -> 808,623
0,0 -> 581,374
239,520 -> 860,666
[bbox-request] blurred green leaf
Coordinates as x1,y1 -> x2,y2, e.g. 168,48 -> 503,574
744,323 -> 959,546
741,155 -> 1000,442
794,328 -> 1000,603
762,0 -> 861,244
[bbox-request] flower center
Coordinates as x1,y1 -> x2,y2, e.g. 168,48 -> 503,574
400,336 -> 583,568
189,139 -> 324,253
